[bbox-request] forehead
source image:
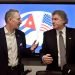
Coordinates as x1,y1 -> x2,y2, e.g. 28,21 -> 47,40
52,14 -> 62,19
13,12 -> 20,18
52,14 -> 61,18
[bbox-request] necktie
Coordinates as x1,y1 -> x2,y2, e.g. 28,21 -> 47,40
59,31 -> 66,70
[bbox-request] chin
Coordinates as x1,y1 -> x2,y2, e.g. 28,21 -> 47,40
53,26 -> 59,30
15,27 -> 18,29
53,27 -> 56,29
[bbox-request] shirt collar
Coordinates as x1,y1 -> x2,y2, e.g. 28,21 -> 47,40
56,27 -> 66,35
4,26 -> 15,35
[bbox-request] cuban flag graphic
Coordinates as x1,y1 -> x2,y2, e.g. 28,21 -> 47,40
19,11 -> 53,53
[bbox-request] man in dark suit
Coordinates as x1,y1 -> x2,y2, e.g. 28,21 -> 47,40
0,9 -> 38,75
40,10 -> 75,71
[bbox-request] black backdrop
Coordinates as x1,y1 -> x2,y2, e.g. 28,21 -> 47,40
0,0 -> 75,3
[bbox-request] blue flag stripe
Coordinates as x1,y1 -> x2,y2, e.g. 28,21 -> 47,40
24,29 -> 34,35
22,14 -> 31,21
42,14 -> 51,25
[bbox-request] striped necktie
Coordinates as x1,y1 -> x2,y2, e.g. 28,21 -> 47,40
59,31 -> 66,70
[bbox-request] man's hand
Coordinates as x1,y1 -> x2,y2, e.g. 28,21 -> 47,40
42,54 -> 53,64
30,40 -> 38,52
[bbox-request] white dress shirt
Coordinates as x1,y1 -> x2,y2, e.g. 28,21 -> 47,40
4,27 -> 18,67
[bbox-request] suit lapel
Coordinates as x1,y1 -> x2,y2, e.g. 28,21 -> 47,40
54,30 -> 58,52
51,30 -> 58,65
66,27 -> 72,63
50,30 -> 58,62
52,30 -> 58,54
0,28 -> 8,60
15,30 -> 22,62
15,30 -> 20,50
54,30 -> 58,58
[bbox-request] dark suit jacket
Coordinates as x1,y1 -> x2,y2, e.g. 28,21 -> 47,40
40,27 -> 75,70
0,27 -> 32,75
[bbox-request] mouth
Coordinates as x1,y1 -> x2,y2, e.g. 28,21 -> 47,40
18,23 -> 21,26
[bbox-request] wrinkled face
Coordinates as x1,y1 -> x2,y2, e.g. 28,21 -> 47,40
9,12 -> 22,29
52,14 -> 65,30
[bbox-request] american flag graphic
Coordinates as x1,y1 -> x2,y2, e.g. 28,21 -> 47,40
40,14 -> 52,32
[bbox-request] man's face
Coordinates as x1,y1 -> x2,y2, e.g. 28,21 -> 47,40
10,12 -> 22,29
52,14 -> 65,30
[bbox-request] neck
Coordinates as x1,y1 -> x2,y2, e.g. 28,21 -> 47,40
57,26 -> 65,31
5,24 -> 14,33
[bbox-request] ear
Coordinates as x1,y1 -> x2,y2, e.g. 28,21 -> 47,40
8,17 -> 12,22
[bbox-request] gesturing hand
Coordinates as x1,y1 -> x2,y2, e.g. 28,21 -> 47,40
42,54 -> 53,64
30,40 -> 38,52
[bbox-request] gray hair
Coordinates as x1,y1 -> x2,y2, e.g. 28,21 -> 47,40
52,10 -> 68,24
5,9 -> 19,23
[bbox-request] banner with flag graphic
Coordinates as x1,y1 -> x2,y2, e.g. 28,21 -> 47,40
19,11 -> 52,53
0,4 -> 75,53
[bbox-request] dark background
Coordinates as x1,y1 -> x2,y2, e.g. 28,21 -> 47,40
0,0 -> 75,3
